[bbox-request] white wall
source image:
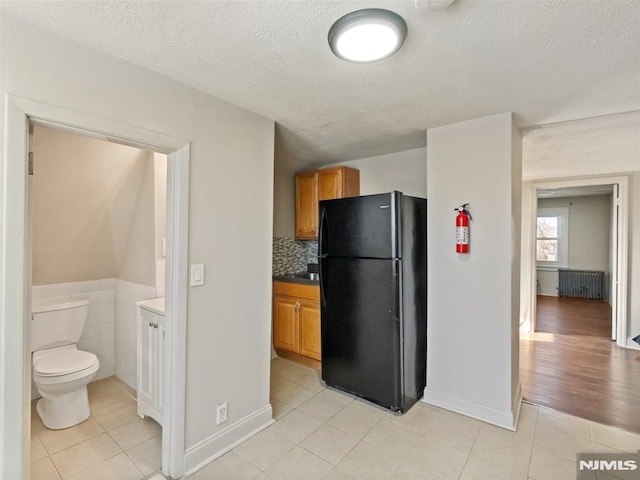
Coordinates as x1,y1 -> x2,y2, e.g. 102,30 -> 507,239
272,134 -> 297,238
510,120 -> 523,409
154,153 -> 167,260
536,194 -> 612,296
119,151 -> 157,287
327,148 -> 427,197
32,126 -> 149,285
425,113 -> 521,429
629,173 -> 640,340
0,14 -> 274,476
153,153 -> 167,297
520,112 -> 640,340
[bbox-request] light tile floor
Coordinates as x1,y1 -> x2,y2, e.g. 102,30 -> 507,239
187,357 -> 640,480
30,376 -> 162,480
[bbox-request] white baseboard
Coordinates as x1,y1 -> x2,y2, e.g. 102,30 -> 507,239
184,404 -> 274,476
625,338 -> 640,351
422,385 -> 521,431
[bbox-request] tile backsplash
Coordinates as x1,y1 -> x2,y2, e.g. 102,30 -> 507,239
307,241 -> 318,264
273,237 -> 318,275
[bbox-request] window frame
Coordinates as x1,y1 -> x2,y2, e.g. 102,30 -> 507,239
536,207 -> 569,269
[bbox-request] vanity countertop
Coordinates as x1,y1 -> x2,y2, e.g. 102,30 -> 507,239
137,297 -> 165,315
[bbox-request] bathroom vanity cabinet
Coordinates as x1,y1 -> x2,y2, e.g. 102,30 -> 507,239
137,298 -> 165,425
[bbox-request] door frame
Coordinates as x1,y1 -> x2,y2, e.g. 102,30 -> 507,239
0,95 -> 190,479
521,175 -> 629,347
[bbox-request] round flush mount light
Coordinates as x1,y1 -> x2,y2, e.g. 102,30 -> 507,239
328,9 -> 407,63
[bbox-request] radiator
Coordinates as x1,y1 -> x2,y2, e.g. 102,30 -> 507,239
558,269 -> 605,300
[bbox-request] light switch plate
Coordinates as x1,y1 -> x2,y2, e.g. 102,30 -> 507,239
190,264 -> 205,286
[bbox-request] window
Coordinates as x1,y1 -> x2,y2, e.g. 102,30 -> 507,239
537,216 -> 559,261
536,207 -> 568,268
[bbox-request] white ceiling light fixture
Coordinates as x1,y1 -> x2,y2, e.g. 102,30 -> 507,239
328,9 -> 408,63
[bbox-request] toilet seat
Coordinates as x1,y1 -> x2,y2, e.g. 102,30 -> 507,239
34,349 -> 98,376
33,350 -> 99,385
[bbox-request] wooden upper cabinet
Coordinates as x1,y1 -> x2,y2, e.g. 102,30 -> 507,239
318,167 -> 360,201
295,167 -> 359,239
295,172 -> 319,240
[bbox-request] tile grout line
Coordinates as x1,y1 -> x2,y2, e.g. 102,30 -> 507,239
123,447 -> 151,479
452,424 -> 480,480
47,441 -> 65,480
524,405 -> 539,479
31,377 -> 161,480
528,404 -> 592,477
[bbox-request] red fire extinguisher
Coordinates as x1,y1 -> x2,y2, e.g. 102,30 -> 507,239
455,203 -> 471,253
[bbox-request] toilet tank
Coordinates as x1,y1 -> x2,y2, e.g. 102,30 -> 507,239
31,296 -> 90,352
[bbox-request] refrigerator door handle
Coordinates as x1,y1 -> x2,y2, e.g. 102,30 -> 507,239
319,257 -> 328,307
319,207 -> 328,307
318,207 -> 328,258
393,259 -> 401,320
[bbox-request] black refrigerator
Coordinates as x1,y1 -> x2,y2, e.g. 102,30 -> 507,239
318,191 -> 427,413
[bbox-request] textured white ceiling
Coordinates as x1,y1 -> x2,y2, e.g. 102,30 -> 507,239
1,0 -> 639,167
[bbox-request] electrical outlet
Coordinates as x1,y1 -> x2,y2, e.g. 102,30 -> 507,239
216,402 -> 228,425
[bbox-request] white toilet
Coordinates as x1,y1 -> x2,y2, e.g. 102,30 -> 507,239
31,296 -> 100,430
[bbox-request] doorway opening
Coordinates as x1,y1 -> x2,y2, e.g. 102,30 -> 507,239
519,176 -> 639,433
29,124 -> 167,477
535,184 -> 614,335
0,96 -> 189,480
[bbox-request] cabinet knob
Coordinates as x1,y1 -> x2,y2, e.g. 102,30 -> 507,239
149,322 -> 153,327
154,323 -> 158,328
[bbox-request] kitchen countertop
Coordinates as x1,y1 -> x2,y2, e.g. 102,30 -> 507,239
272,274 -> 319,286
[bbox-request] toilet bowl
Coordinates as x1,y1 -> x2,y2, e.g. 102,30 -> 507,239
31,296 -> 100,430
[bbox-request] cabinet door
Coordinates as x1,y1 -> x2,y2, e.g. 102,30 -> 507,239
137,311 -> 155,409
299,300 -> 321,361
154,319 -> 164,417
295,172 -> 319,239
273,295 -> 300,352
318,168 -> 343,201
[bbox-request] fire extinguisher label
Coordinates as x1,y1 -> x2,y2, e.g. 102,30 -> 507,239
456,226 -> 469,244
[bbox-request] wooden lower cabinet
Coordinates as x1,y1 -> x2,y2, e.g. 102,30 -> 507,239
273,281 -> 321,368
298,301 -> 321,361
273,295 -> 299,352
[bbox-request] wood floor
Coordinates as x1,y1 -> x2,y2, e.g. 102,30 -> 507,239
520,295 -> 640,433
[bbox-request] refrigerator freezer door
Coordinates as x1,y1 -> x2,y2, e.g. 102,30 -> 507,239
320,257 -> 403,410
319,192 -> 400,259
